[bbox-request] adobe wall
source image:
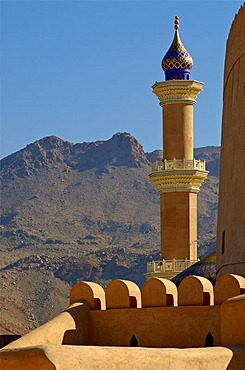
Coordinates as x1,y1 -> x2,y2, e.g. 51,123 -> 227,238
1,345 -> 241,370
2,275 -> 245,368
2,302 -> 90,349
4,275 -> 245,351
216,4 -> 245,277
89,306 -> 220,348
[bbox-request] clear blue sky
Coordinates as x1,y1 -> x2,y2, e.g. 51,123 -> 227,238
1,0 -> 243,158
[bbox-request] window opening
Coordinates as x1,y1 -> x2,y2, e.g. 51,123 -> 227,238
222,231 -> 225,254
205,332 -> 214,347
130,335 -> 138,347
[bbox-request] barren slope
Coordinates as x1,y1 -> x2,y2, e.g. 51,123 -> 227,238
0,133 -> 220,334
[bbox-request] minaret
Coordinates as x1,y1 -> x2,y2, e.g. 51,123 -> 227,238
145,17 -> 208,280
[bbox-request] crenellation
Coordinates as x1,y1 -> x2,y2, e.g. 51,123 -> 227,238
105,279 -> 142,309
68,274 -> 245,310
70,281 -> 106,310
178,275 -> 214,306
142,277 -> 177,307
214,274 -> 245,305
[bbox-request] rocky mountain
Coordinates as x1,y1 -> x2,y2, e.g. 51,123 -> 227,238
0,133 -> 220,334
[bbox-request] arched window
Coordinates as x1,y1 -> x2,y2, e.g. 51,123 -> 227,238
205,332 -> 214,347
130,335 -> 138,347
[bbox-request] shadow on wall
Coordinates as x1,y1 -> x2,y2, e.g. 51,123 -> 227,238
0,335 -> 21,349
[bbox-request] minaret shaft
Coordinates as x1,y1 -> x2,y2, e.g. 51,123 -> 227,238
160,192 -> 197,261
163,104 -> 193,160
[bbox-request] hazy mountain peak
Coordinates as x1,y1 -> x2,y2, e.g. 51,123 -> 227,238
0,133 -> 151,180
30,136 -> 69,150
71,132 -> 150,171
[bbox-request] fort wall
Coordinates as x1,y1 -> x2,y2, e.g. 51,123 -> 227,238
89,305 -> 220,348
3,275 -> 245,350
216,4 -> 245,277
1,345 -> 241,370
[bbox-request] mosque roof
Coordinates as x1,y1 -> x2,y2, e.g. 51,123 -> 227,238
161,16 -> 193,72
171,252 -> 216,287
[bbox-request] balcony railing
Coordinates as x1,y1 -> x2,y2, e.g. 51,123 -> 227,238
147,258 -> 198,274
151,159 -> 206,172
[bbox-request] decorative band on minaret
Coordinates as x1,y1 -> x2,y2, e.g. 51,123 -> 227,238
145,17 -> 208,280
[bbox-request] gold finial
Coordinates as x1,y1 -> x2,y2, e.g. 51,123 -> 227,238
174,16 -> 179,30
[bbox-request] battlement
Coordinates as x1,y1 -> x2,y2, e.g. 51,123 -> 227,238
70,274 -> 245,309
4,274 -> 245,351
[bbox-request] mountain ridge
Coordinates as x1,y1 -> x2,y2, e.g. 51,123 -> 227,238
0,132 -> 220,334
1,133 -> 220,178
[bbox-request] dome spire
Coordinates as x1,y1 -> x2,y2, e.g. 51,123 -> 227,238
161,16 -> 193,81
174,15 -> 179,30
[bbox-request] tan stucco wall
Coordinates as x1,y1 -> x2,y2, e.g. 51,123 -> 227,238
221,294 -> 245,346
163,104 -> 194,160
0,347 -> 56,370
160,192 -> 197,260
216,4 -> 245,278
1,345 -> 241,370
88,305 -> 221,348
3,302 -> 90,350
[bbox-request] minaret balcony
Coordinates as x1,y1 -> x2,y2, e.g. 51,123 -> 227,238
152,80 -> 204,106
152,158 -> 206,172
145,258 -> 198,280
149,159 -> 208,194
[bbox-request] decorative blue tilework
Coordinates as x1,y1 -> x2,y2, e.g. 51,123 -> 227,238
171,253 -> 216,287
162,30 -> 193,72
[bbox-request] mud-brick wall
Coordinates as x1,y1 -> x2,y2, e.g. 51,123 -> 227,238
216,4 -> 245,277
88,305 -> 221,348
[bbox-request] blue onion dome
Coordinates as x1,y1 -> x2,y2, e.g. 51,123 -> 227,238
171,252 -> 216,287
162,16 -> 193,81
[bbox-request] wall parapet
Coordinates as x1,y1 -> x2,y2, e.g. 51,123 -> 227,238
4,275 -> 245,351
69,274 -> 245,310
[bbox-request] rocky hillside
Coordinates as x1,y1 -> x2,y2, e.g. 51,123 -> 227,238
0,133 -> 220,334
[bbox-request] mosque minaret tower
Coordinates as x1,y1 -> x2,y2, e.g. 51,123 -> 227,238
146,16 -> 208,280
